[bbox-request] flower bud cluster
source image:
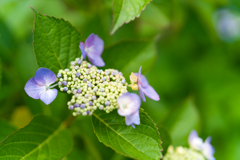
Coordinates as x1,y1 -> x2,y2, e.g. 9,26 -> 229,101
163,146 -> 205,160
57,58 -> 128,116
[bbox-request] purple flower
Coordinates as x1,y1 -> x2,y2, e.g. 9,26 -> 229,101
79,33 -> 105,67
202,137 -> 215,160
24,68 -> 58,105
131,66 -> 160,102
117,93 -> 141,128
188,130 -> 204,151
188,130 -> 215,160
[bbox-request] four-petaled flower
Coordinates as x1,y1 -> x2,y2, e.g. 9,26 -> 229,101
79,33 -> 105,67
117,92 -> 141,128
130,66 -> 160,102
24,68 -> 58,105
188,130 -> 215,160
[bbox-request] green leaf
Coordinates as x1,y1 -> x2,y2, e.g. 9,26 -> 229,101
102,39 -> 157,76
0,115 -> 73,160
0,119 -> 17,142
92,109 -> 162,160
31,7 -> 83,74
111,0 -> 152,34
163,98 -> 201,146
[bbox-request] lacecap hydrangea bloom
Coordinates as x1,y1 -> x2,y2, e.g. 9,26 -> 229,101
24,33 -> 160,129
57,60 -> 128,116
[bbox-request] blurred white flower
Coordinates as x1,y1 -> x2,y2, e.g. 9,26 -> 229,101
213,8 -> 240,42
188,130 -> 215,160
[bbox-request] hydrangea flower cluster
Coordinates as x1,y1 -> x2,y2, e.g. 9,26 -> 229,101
163,146 -> 205,160
24,33 -> 160,129
57,59 -> 128,116
164,130 -> 215,160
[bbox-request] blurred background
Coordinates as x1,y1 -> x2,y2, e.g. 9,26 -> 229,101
1,0 -> 240,159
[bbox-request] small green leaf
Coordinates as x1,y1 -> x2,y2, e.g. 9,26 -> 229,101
102,39 -> 157,76
111,0 -> 152,34
0,119 -> 17,142
0,115 -> 73,160
92,109 -> 162,160
163,98 -> 200,146
31,7 -> 83,74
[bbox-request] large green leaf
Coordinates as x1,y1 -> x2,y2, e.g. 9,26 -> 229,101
92,109 -> 162,160
31,7 -> 83,74
111,0 -> 152,34
0,115 -> 73,160
0,119 -> 17,142
163,98 -> 201,146
102,39 -> 157,76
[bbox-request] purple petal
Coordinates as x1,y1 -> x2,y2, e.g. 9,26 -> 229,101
135,66 -> 149,88
24,78 -> 46,99
205,136 -> 212,144
40,89 -> 58,105
204,137 -> 215,155
188,130 -> 204,151
117,93 -> 141,116
138,86 -> 146,102
34,68 -> 56,86
202,139 -> 215,160
88,55 -> 105,67
85,33 -> 104,56
142,85 -> 160,101
188,130 -> 199,143
125,111 -> 140,128
79,42 -> 86,59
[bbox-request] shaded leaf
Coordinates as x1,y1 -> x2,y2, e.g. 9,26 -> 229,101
31,7 -> 83,74
0,119 -> 17,142
63,147 -> 89,160
111,0 -> 152,34
92,109 -> 162,160
0,115 -> 73,160
157,126 -> 172,156
102,39 -> 157,76
163,98 -> 201,146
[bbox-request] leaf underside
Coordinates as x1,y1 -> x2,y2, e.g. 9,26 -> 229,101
111,0 -> 152,34
92,109 -> 162,160
31,7 -> 83,74
0,115 -> 73,160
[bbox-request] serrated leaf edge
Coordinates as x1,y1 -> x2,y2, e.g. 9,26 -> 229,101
0,114 -> 73,159
92,108 -> 163,160
110,0 -> 153,35
30,6 -> 83,72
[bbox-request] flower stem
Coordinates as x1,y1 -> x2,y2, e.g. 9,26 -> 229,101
50,83 -> 58,89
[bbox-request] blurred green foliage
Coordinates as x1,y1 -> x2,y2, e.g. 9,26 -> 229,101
0,0 -> 240,159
